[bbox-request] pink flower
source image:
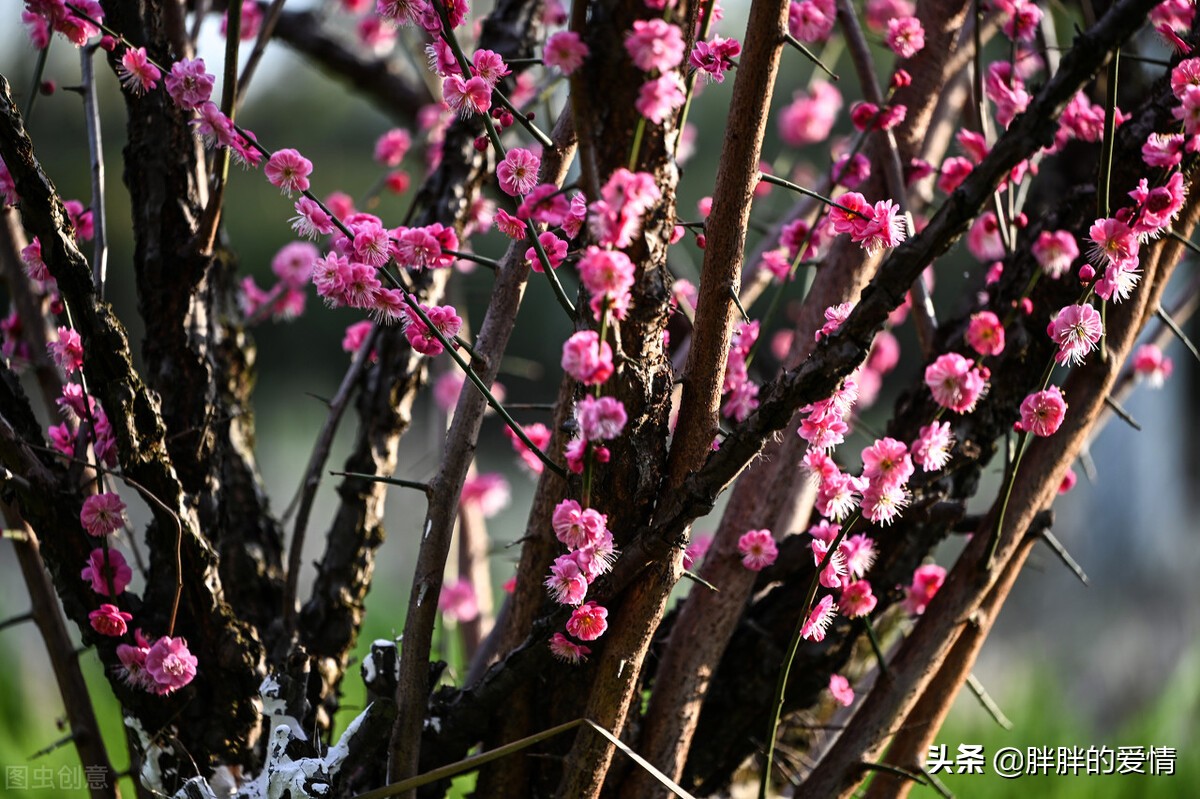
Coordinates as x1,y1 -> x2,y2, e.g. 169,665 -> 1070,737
526,231 -> 567,273
937,157 -> 974,194
800,595 -> 838,642
840,580 -> 877,618
221,0 -> 263,40
829,674 -> 855,706
117,47 -> 161,95
505,422 -> 552,474
438,578 -> 480,623
544,31 -> 589,75
737,529 -> 778,571
374,128 -> 412,166
404,303 -> 463,356
576,395 -> 628,441
271,242 -> 319,288
264,149 -> 313,197
912,421 -> 954,472
683,534 -> 712,570
1018,385 -> 1067,437
89,604 -> 132,637
81,492 -> 126,537
549,632 -> 591,663
164,58 -> 215,110
636,73 -> 686,124
1059,468 -> 1078,494
578,246 -> 637,320
552,499 -> 607,550
778,81 -> 842,146
1132,343 -> 1173,388
866,0 -> 915,30
624,19 -> 685,73
1129,172 -> 1186,240
546,555 -> 590,605
443,74 -> 493,116
812,538 -> 848,588
903,564 -> 946,615
561,331 -> 614,386
1142,133 -> 1185,168
48,326 -> 83,374
861,482 -> 908,526
290,197 -> 335,239
566,601 -> 609,641
497,148 -> 541,197
1087,217 -> 1139,269
924,353 -> 987,413
116,631 -> 154,690
967,212 -> 1006,261
689,36 -> 741,83
885,17 -> 924,58
862,437 -> 913,490
471,49 -> 511,86
145,636 -> 199,695
1032,230 -> 1079,279
81,548 -> 132,596
966,311 -> 1005,357
495,209 -> 527,239
1048,304 -> 1103,367
789,0 -> 836,43
815,302 -> 853,342
829,193 -> 906,252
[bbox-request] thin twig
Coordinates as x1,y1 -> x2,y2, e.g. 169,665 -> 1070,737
1102,393 -> 1141,431
1038,529 -> 1089,586
280,325 -> 380,641
235,0 -> 289,105
965,673 -> 1014,730
1156,304 -> 1200,363
79,45 -> 108,296
329,471 -> 431,494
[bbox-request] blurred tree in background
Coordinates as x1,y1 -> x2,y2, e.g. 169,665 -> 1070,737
0,0 -> 1198,798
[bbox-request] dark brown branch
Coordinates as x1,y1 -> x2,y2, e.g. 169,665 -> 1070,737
272,9 -> 433,121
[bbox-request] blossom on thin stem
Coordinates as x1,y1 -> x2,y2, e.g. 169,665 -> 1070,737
497,148 -> 541,196
81,492 -> 126,537
264,149 -> 313,197
1048,304 -> 1103,367
800,595 -> 838,642
1017,385 -> 1068,437
118,47 -> 161,95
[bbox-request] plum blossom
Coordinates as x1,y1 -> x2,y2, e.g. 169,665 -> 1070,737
81,492 -> 126,537
164,58 -> 215,110
117,47 -> 161,95
924,353 -> 987,413
497,148 -> 541,196
145,636 -> 198,695
549,633 -> 591,663
561,331 -> 614,386
840,580 -> 877,617
544,31 -> 589,75
1048,304 -> 1103,367
81,547 -> 132,596
576,395 -> 628,441
265,149 -> 313,196
1017,385 -> 1068,437
567,601 -> 609,641
403,303 -> 462,356
800,594 -> 837,641
966,311 -> 1005,357
829,674 -> 854,706
885,17 -> 924,59
912,421 -> 954,472
1032,230 -> 1079,279
737,529 -> 778,571
624,19 -> 685,73
439,578 -> 480,623
903,564 -> 946,615
1132,343 -> 1173,388
89,604 -> 132,637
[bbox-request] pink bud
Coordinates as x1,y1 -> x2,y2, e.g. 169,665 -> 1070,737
473,136 -> 489,152
1078,263 -> 1096,282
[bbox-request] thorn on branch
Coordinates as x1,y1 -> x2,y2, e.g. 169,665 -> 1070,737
1038,529 -> 1089,586
783,33 -> 839,81
0,611 -> 35,632
857,761 -> 928,785
330,471 -> 432,495
29,732 -> 78,760
681,569 -> 719,592
965,673 -> 1014,730
1103,394 -> 1141,431
1156,305 -> 1200,364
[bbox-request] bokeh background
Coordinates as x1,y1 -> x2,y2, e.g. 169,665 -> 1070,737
0,2 -> 1197,796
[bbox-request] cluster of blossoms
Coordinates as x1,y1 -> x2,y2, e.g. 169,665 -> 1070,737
626,18 -> 687,125
721,321 -> 761,423
545,498 -> 619,663
67,386 -> 199,695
